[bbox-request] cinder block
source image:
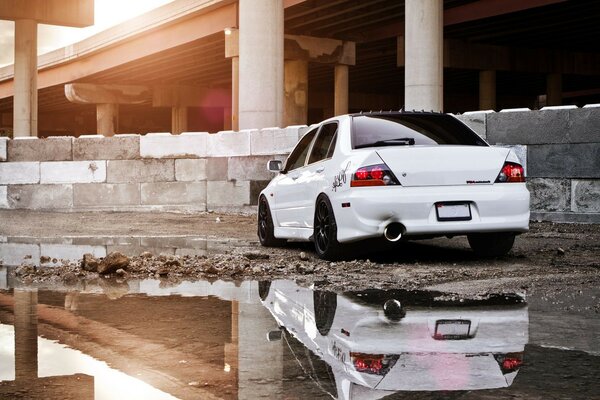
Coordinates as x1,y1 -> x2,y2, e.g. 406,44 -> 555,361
572,180 -> 600,213
8,136 -> 72,161
41,160 -> 106,184
228,155 -> 285,181
8,184 -> 73,209
0,186 -> 7,208
107,159 -> 174,183
0,137 -> 7,161
140,132 -> 208,158
0,162 -> 40,184
40,244 -> 106,266
453,112 -> 489,139
527,143 -> 600,178
251,127 -> 301,155
206,158 -> 228,181
207,180 -> 250,208
73,134 -> 140,160
74,183 -> 141,206
526,178 -> 571,212
207,130 -> 251,157
141,181 -> 207,206
0,243 -> 40,266
175,159 -> 207,181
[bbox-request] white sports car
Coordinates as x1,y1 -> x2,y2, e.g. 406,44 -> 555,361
258,112 -> 530,259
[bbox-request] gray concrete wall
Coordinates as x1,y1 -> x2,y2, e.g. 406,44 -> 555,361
1,106 -> 599,223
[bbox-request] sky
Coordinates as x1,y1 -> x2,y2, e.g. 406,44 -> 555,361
0,0 -> 175,67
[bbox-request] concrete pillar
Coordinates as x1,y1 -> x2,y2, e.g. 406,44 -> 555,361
334,64 -> 349,116
14,289 -> 38,380
231,56 -> 239,131
479,70 -> 496,110
96,103 -> 118,136
171,106 -> 188,134
547,73 -> 562,106
284,59 -> 308,126
404,0 -> 443,112
239,0 -> 284,129
13,19 -> 38,137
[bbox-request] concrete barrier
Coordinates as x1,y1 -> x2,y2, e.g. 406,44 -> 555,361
0,109 -> 598,223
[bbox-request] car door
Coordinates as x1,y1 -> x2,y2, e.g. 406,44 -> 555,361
271,127 -> 318,228
299,122 -> 339,228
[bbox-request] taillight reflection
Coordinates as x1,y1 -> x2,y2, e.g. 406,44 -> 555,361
496,162 -> 525,183
494,352 -> 524,374
350,352 -> 399,375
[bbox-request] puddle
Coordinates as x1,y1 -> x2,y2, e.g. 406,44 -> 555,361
0,235 -> 256,267
0,278 -> 598,399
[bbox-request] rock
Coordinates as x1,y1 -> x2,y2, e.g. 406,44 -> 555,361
244,252 -> 269,260
116,268 -> 126,276
15,265 -> 34,276
40,256 -> 51,264
205,264 -> 220,274
81,253 -> 99,272
98,252 -> 130,275
140,251 -> 153,259
216,217 -> 221,223
252,266 -> 263,274
165,258 -> 181,268
62,272 -> 78,285
557,247 -> 566,255
157,266 -> 169,276
158,253 -> 170,262
299,252 -> 309,261
24,254 -> 32,259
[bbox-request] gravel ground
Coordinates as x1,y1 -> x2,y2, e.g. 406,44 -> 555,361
1,210 -> 599,306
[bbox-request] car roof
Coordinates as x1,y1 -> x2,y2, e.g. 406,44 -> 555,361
349,110 -> 447,117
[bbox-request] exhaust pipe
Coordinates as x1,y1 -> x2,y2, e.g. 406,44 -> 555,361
384,223 -> 404,242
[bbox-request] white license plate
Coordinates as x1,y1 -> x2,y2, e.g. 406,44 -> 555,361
435,320 -> 471,339
436,202 -> 471,221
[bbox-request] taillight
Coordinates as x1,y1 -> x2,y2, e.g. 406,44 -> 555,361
350,353 -> 399,375
351,164 -> 400,187
495,162 -> 525,183
494,352 -> 524,374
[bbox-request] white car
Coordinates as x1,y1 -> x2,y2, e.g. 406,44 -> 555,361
258,112 -> 530,259
259,280 -> 529,398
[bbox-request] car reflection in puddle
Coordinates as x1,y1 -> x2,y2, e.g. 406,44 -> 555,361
259,280 -> 528,399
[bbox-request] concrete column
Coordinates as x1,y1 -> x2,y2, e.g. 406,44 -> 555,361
479,70 -> 496,110
231,56 -> 239,131
334,64 -> 349,116
171,106 -> 188,134
404,0 -> 443,112
239,0 -> 284,129
13,19 -> 38,137
96,103 -> 118,136
547,73 -> 562,106
284,59 -> 308,126
14,289 -> 38,380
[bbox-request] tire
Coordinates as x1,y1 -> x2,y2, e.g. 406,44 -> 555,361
313,290 -> 337,336
257,196 -> 286,247
313,195 -> 342,260
258,281 -> 271,301
467,232 -> 516,257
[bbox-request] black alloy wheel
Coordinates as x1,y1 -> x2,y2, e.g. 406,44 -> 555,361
257,196 -> 285,247
314,196 -> 341,260
314,290 -> 337,336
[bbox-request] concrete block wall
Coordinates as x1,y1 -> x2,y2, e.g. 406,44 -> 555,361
456,105 -> 600,223
0,127 -> 305,213
0,107 -> 598,223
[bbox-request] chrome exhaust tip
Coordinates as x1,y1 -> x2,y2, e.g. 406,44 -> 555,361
384,223 -> 403,242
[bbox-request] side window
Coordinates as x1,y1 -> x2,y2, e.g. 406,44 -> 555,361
284,128 -> 317,172
308,122 -> 338,164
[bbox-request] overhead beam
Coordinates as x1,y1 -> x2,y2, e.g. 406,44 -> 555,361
0,0 -> 94,27
65,83 -> 150,104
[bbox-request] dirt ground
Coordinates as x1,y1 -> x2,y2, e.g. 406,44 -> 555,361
1,210 -> 599,308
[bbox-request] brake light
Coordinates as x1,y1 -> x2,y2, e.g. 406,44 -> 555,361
494,352 -> 523,374
351,164 -> 400,187
495,162 -> 525,183
350,353 -> 399,375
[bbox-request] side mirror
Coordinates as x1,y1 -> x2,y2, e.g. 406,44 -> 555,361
267,160 -> 283,173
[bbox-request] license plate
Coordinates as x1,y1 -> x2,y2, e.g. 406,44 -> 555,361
436,202 -> 471,221
434,320 -> 471,340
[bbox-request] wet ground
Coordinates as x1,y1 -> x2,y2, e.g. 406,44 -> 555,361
0,210 -> 599,398
0,278 -> 598,399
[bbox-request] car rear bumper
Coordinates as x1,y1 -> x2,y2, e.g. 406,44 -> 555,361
334,183 -> 530,243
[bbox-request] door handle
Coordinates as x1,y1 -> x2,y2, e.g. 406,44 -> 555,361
291,174 -> 300,180
316,167 -> 324,173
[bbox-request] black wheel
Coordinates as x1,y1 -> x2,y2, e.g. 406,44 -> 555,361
467,232 -> 516,257
313,195 -> 341,260
257,196 -> 286,247
314,290 -> 337,336
258,281 -> 271,301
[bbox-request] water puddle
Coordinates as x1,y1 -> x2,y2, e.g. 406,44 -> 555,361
0,277 -> 598,399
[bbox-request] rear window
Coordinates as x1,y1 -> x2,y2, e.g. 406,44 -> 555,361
351,114 -> 487,149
